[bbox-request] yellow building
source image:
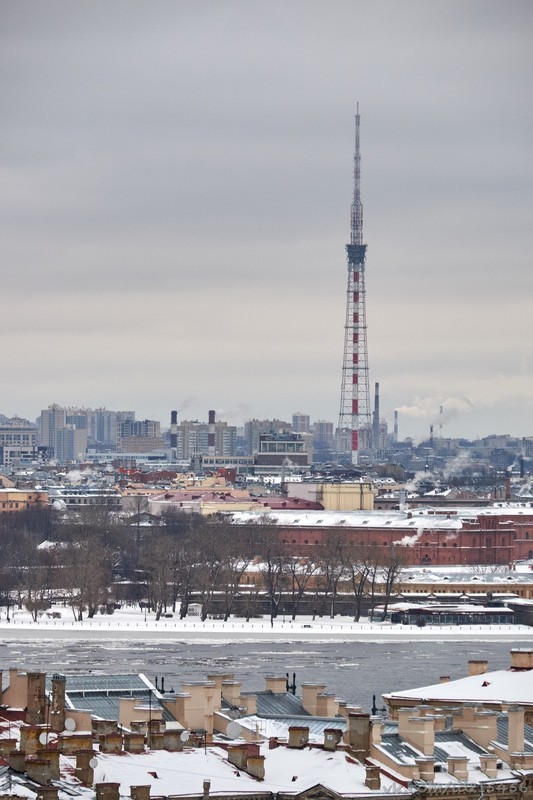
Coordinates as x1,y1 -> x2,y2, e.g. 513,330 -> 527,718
286,480 -> 375,511
0,489 -> 48,512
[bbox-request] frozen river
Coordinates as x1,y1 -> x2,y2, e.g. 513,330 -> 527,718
0,636 -> 528,711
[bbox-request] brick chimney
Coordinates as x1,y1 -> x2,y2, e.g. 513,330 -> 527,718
467,660 -> 488,676
130,787 -> 151,800
20,726 -> 42,755
0,738 -> 17,756
451,706 -> 498,749
447,756 -> 469,781
403,716 -> 435,756
221,680 -> 241,705
96,784 -> 120,800
265,676 -> 287,695
346,713 -> 370,759
26,673 -> 46,726
508,705 -> 525,753
50,674 -> 66,733
246,754 -> 265,780
301,683 -> 326,716
288,726 -> 309,749
93,719 -> 119,739
99,732 -> 123,753
415,757 -> 435,782
75,751 -> 95,786
479,754 -> 498,778
37,787 -> 59,800
323,728 -> 343,751
124,733 -> 146,753
203,780 -> 210,800
316,693 -> 337,717
370,718 -> 383,747
228,743 -> 252,769
510,650 -> 533,670
228,743 -> 263,778
365,765 -> 381,790
25,751 -> 60,785
397,707 -> 435,756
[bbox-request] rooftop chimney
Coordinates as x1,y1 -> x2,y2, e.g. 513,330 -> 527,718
507,705 -> 525,753
468,660 -> 488,676
208,410 -> 216,457
510,649 -> 533,670
170,410 -> 178,455
372,382 -> 380,452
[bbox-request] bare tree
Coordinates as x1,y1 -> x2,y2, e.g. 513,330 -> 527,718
317,532 -> 345,618
286,557 -> 319,620
62,539 -> 112,621
342,543 -> 377,622
254,519 -> 289,627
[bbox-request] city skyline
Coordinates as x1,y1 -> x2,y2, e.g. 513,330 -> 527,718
2,1 -> 532,441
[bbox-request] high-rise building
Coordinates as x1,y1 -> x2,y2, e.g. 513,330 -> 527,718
292,412 -> 311,433
312,420 -> 335,463
116,419 -> 163,453
39,404 -> 67,453
175,418 -> 237,460
337,107 -> 371,464
244,419 -> 291,456
54,425 -> 88,463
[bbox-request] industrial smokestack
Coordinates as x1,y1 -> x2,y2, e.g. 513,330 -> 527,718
372,382 -> 380,453
170,410 -> 178,455
394,410 -> 398,443
429,424 -> 434,448
439,404 -> 443,437
208,409 -> 216,457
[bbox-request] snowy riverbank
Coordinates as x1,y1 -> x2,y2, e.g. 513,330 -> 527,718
1,605 -> 532,642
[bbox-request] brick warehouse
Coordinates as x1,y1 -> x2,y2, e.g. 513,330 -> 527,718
229,507 -> 533,567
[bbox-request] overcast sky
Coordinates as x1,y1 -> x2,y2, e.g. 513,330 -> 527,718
2,0 -> 532,440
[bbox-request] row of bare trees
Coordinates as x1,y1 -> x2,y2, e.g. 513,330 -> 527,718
0,506 -> 405,623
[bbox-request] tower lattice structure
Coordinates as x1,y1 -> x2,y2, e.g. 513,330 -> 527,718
338,107 -> 371,464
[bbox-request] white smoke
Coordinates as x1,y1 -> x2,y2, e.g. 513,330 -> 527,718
404,470 -> 436,493
442,451 -> 472,481
396,396 -> 473,427
66,469 -> 94,483
216,403 -> 252,420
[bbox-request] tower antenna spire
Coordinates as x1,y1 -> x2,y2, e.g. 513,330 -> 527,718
337,107 -> 371,465
351,104 -> 363,246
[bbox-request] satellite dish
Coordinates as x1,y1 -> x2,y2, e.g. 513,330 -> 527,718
226,721 -> 242,739
179,730 -> 190,742
89,758 -> 98,769
39,732 -> 50,745
64,717 -> 76,732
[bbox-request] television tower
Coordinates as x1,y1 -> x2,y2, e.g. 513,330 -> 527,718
338,106 -> 371,464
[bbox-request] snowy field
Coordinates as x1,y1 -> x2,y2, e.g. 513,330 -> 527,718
1,604 -> 532,642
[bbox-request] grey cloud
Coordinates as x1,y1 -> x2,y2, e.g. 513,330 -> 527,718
2,0 -> 532,436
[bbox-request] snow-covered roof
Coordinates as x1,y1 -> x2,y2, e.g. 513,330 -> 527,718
86,743 -> 407,796
230,510 -> 462,530
384,669 -> 533,706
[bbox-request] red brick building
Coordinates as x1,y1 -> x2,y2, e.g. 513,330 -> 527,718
229,508 -> 533,566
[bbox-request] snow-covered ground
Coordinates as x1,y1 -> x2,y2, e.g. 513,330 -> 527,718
0,604 -> 532,641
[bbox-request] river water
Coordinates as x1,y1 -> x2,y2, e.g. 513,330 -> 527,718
0,637 -> 528,711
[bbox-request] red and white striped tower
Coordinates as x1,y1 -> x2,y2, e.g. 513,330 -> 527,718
208,410 -> 216,457
338,106 -> 371,464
